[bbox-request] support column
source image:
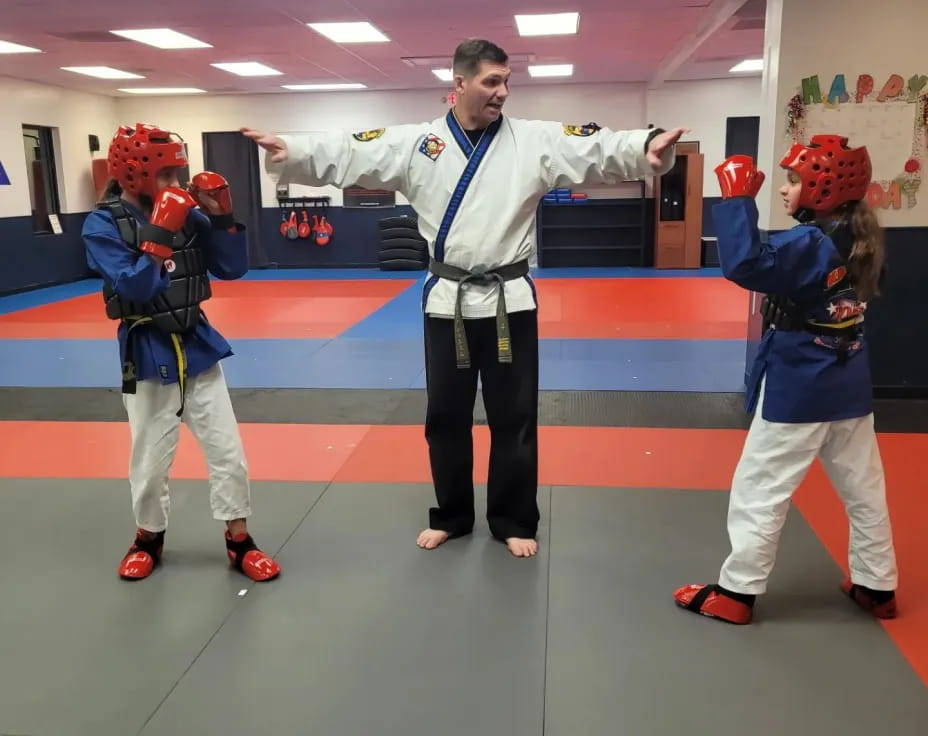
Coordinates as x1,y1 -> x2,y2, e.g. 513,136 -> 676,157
746,0 -> 928,393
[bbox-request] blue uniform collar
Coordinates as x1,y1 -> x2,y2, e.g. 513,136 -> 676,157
446,109 -> 503,159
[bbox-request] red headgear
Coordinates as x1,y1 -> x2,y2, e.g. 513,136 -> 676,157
779,134 -> 871,214
107,123 -> 188,199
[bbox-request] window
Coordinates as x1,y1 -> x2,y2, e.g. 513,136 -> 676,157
22,125 -> 61,233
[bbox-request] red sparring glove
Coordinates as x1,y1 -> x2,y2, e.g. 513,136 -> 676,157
138,187 -> 197,260
188,171 -> 235,231
714,155 -> 766,199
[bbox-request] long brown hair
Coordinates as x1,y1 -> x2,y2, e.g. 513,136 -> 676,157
842,199 -> 885,301
100,177 -> 154,213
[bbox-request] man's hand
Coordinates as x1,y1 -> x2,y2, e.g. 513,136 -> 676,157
647,127 -> 688,169
240,127 -> 288,163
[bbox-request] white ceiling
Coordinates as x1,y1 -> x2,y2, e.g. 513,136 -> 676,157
0,0 -> 766,97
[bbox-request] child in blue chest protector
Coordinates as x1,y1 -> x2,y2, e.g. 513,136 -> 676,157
674,134 -> 898,624
82,123 -> 280,583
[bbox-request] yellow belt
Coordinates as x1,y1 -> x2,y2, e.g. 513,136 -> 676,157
807,316 -> 861,330
123,315 -> 188,417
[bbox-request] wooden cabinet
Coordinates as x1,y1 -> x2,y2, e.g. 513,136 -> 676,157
654,142 -> 703,269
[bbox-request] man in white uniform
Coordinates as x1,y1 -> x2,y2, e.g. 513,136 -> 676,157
243,39 -> 683,557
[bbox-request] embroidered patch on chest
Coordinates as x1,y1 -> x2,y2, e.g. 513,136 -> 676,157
563,122 -> 601,137
419,134 -> 446,161
352,128 -> 385,142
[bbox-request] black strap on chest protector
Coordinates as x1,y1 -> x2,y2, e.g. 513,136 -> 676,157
100,197 -> 138,247
98,197 -> 190,417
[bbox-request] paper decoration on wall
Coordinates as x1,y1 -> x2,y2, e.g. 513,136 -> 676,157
787,71 -> 928,211
856,75 -> 874,103
0,160 -> 9,185
907,75 -> 927,103
877,74 -> 905,102
828,75 -> 850,105
785,94 -> 806,140
801,75 -> 822,105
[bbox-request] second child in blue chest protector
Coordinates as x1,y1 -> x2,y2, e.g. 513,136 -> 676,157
673,135 -> 898,625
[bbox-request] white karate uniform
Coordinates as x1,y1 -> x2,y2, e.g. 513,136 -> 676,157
266,112 -> 673,318
124,363 -> 252,532
718,381 -> 898,594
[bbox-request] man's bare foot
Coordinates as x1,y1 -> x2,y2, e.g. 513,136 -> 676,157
506,537 -> 538,558
417,528 -> 450,550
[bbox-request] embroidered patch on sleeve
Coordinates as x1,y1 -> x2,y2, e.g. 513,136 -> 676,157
418,134 -> 446,161
563,122 -> 602,137
826,265 -> 847,288
352,128 -> 385,142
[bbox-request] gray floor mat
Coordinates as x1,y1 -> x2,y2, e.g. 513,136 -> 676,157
543,486 -> 928,736
0,478 -> 327,736
139,483 -> 553,736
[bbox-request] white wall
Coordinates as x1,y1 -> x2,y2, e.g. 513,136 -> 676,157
0,77 -> 118,218
116,82 -> 654,207
647,77 -> 763,197
760,0 -> 928,230
0,74 -> 764,218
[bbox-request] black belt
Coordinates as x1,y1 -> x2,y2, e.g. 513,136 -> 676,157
428,257 -> 530,369
772,319 -> 861,365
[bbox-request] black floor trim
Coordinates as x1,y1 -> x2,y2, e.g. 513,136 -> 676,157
2,387 -> 926,432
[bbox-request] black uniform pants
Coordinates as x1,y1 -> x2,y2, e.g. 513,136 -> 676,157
424,310 -> 540,540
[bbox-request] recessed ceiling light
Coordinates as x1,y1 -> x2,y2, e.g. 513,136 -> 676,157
62,66 -> 144,79
119,87 -> 206,95
307,22 -> 390,43
281,83 -> 367,90
515,12 -> 580,36
730,58 -> 763,73
528,64 -> 573,78
110,28 -> 212,49
211,62 -> 282,76
432,68 -> 454,82
0,40 -> 41,53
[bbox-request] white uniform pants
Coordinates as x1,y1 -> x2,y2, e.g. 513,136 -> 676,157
123,363 -> 251,532
718,392 -> 898,595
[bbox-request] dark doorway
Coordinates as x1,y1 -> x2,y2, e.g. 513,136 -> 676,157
725,116 -> 760,159
202,131 -> 269,267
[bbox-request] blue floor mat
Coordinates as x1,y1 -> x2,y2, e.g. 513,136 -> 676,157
0,337 -> 744,392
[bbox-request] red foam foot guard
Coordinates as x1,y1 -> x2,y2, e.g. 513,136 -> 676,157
674,583 -> 753,625
118,530 -> 164,580
841,579 -> 897,619
225,531 -> 281,582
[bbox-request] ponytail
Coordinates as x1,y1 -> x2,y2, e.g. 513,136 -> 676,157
845,199 -> 885,301
100,178 -> 122,200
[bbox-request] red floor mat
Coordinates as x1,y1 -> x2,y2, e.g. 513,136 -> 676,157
536,278 -> 749,339
0,280 -> 414,339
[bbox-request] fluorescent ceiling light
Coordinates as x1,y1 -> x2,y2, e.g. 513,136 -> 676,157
432,68 -> 454,82
730,58 -> 763,73
110,28 -> 212,49
211,62 -> 282,76
62,66 -> 144,79
282,83 -> 367,90
119,87 -> 206,94
307,22 -> 389,43
0,40 -> 41,53
515,12 -> 579,36
528,64 -> 573,78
